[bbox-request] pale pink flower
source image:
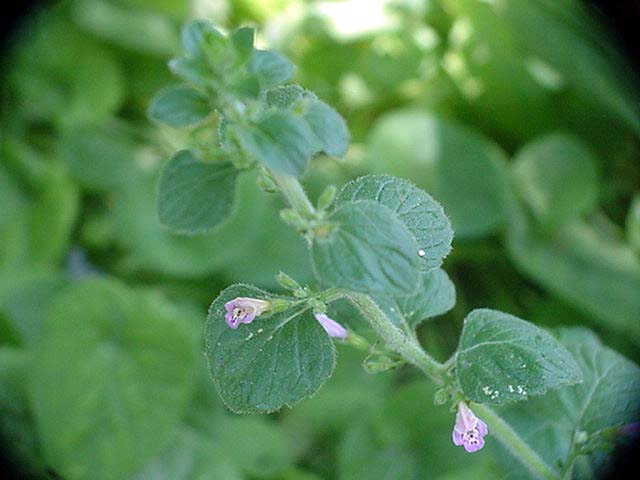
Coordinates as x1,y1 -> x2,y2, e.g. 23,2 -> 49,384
452,401 -> 488,453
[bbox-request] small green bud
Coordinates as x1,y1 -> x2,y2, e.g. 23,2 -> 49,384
317,184 -> 337,211
345,331 -> 369,351
276,272 -> 301,291
293,288 -> 308,298
257,171 -> 279,193
280,208 -> 305,228
363,355 -> 404,374
269,298 -> 293,313
434,388 -> 449,405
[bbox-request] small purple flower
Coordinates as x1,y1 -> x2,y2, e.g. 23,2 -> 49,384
314,312 -> 348,339
224,297 -> 270,329
452,401 -> 488,453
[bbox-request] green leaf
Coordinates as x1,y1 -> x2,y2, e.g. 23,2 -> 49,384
169,57 -> 212,85
497,328 -> 640,476
232,110 -> 314,176
455,309 -> 582,405
0,271 -> 68,346
251,49 -> 295,89
338,422 -> 419,480
182,20 -> 224,59
507,207 -> 640,343
335,174 -> 453,270
134,427 -> 242,480
9,14 -> 125,127
207,416 -> 295,478
205,284 -> 335,414
367,111 -> 509,238
303,96 -> 350,157
157,151 -> 238,234
149,85 -> 211,128
512,133 -> 599,230
500,0 -> 640,135
376,268 -> 455,333
59,125 -> 135,191
0,141 -> 79,270
0,347 -> 48,478
231,26 -> 255,57
30,279 -> 198,480
73,0 -> 179,56
312,200 -> 421,294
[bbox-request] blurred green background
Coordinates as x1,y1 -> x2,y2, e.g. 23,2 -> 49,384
1,0 -> 639,479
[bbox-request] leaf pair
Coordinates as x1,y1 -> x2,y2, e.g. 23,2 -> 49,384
230,88 -> 350,176
312,175 -> 454,296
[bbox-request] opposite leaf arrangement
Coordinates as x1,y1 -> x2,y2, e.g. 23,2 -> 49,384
150,21 -> 638,479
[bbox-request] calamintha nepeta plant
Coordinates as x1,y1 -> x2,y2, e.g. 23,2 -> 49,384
149,21 -> 636,479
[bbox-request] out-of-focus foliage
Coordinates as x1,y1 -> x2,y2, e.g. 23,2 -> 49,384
1,1 -> 639,479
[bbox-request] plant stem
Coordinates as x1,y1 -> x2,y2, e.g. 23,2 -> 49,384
270,170 -> 316,218
346,292 -> 446,384
472,404 -> 560,480
270,169 -> 555,480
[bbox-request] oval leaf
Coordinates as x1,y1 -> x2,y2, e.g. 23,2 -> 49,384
312,200 -> 421,294
336,174 -> 453,270
157,150 -> 238,234
303,97 -> 350,158
29,279 -> 198,480
497,328 -> 640,474
512,132 -> 599,230
205,284 -> 336,414
149,85 -> 210,128
376,268 -> 456,333
455,308 -> 582,405
232,110 -> 314,176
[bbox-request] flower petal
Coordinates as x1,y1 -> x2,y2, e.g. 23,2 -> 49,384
476,419 -> 488,436
464,435 -> 485,453
314,312 -> 348,339
452,429 -> 464,446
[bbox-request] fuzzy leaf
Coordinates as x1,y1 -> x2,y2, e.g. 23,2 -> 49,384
312,200 -> 421,294
29,279 -> 198,480
456,309 -> 582,404
149,85 -> 210,128
157,150 -> 237,234
376,269 -> 455,333
232,111 -> 314,176
205,284 -> 335,414
336,175 -> 453,271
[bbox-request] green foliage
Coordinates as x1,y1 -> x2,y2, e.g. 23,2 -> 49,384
508,208 -> 640,343
59,125 -> 136,191
231,111 -> 316,176
335,174 -> 453,270
456,309 -> 582,405
367,111 -> 509,237
376,268 -> 456,333
157,150 -> 238,233
3,1 -> 640,479
0,142 -> 79,270
149,86 -> 211,127
205,284 -> 335,413
312,200 -> 420,294
498,328 -> 640,477
30,279 -> 198,480
512,133 -> 599,230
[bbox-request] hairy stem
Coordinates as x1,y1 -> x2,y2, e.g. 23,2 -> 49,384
346,291 -> 446,384
270,170 -> 316,218
472,404 -> 560,480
